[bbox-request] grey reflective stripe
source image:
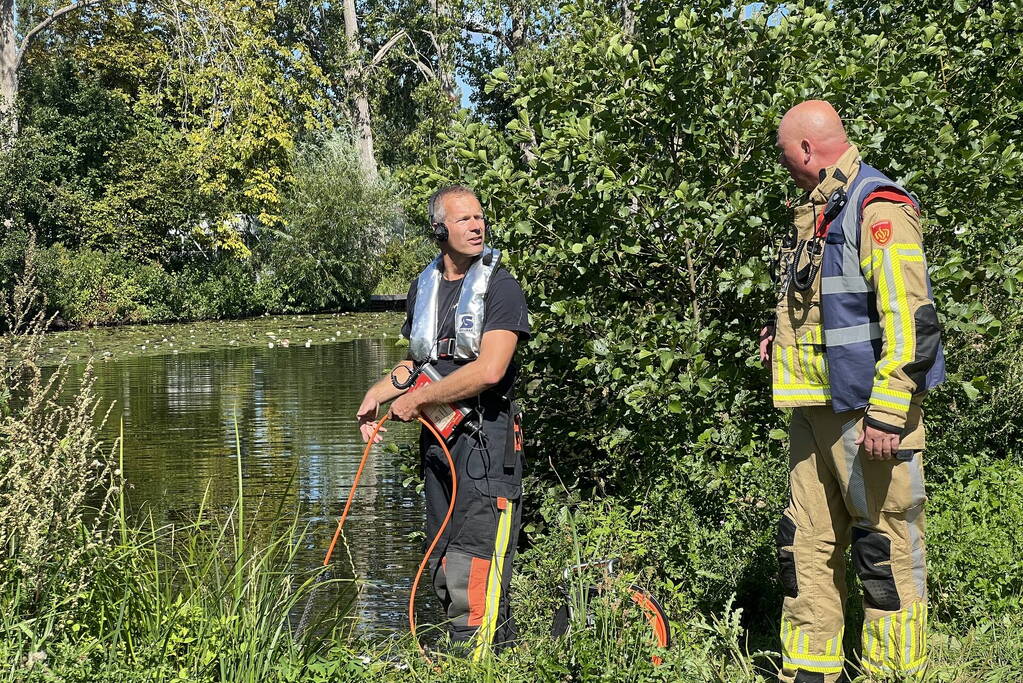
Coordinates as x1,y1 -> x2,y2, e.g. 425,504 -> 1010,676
783,655 -> 842,669
821,275 -> 873,294
839,169 -> 873,247
409,247 -> 501,362
842,415 -> 868,519
908,458 -> 932,597
907,454 -> 926,506
409,254 -> 444,362
837,173 -> 913,283
454,246 -> 501,359
773,387 -> 831,397
838,164 -> 874,283
825,322 -> 881,346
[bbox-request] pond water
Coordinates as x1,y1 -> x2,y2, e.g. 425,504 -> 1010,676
53,314 -> 439,636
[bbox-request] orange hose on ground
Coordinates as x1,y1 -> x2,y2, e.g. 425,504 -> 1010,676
321,411 -> 457,663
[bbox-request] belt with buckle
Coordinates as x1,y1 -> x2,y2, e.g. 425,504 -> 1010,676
436,338 -> 456,359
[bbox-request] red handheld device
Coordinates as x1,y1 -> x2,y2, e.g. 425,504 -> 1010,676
407,363 -> 477,441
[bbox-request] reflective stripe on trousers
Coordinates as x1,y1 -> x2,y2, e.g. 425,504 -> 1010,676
778,406 -> 928,682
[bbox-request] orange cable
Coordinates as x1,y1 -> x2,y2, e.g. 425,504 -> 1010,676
409,416 -> 457,660
322,415 -> 389,567
321,411 -> 457,664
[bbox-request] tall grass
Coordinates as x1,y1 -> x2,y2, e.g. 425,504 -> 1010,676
1,421 -> 362,681
0,265 -> 362,681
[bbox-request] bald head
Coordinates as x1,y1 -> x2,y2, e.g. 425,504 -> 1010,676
776,100 -> 851,190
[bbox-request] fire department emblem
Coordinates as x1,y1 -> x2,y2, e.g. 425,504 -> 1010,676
871,220 -> 893,246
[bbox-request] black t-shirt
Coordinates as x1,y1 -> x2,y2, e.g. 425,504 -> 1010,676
401,266 -> 530,401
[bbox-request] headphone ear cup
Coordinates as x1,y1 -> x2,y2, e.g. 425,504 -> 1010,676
432,222 -> 449,242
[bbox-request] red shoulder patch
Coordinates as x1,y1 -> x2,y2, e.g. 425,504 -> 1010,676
871,220 -> 893,246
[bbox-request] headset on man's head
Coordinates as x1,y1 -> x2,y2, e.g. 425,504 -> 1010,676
428,185 -> 488,243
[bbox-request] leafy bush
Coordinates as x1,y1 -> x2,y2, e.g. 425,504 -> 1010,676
928,457 -> 1023,627
33,244 -> 173,326
258,132 -> 400,311
374,230 -> 437,295
0,76 -> 215,261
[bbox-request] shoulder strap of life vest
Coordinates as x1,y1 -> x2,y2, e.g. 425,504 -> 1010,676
409,247 -> 501,362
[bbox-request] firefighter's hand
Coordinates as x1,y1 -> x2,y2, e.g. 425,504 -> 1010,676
389,393 -> 423,422
356,395 -> 387,443
856,423 -> 900,461
759,325 -> 775,366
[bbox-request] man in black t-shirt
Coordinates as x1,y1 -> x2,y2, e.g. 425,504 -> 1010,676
355,185 -> 530,656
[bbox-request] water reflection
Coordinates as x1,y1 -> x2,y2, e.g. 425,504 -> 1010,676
60,335 -> 437,634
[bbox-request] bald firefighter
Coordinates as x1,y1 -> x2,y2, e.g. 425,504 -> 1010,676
760,101 -> 945,682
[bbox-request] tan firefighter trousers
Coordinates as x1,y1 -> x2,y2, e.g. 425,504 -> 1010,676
778,405 -> 928,682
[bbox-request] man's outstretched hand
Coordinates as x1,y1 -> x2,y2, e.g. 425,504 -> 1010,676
356,395 -> 387,443
389,392 -> 423,423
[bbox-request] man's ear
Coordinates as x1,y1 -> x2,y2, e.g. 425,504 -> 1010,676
801,139 -> 812,164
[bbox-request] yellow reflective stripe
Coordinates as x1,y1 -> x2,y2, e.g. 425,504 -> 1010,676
873,386 -> 912,403
785,652 -> 844,664
774,396 -> 832,404
908,601 -> 916,666
874,244 -> 923,389
782,659 -> 843,674
824,626 -> 844,657
861,604 -> 928,674
472,498 -> 514,661
871,397 -> 909,411
860,250 -> 881,278
773,340 -> 830,398
912,601 -> 920,666
780,617 -> 845,673
773,343 -> 783,385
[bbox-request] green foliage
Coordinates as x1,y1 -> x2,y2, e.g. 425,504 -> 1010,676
399,0 -> 1023,625
928,457 -> 1023,627
7,61 -> 216,261
34,244 -> 173,326
0,129 -> 400,326
2,271 -> 1023,681
260,132 -> 401,311
374,230 -> 437,295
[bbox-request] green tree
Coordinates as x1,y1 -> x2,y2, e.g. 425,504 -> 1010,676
401,0 -> 1023,621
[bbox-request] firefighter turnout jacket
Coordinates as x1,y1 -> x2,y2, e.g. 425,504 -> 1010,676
771,145 -> 945,682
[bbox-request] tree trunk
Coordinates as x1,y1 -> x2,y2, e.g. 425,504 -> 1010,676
623,1 -> 636,37
509,3 -> 526,55
1,0 -> 18,139
431,0 -> 458,103
342,0 -> 378,181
